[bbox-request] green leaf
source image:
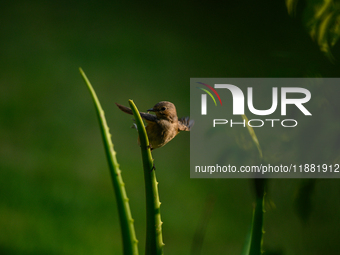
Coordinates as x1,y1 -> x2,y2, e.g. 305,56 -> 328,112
128,100 -> 164,255
79,68 -> 139,255
287,0 -> 340,60
242,115 -> 263,160
242,195 -> 265,255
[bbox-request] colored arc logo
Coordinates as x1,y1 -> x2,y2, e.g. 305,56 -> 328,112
196,82 -> 223,106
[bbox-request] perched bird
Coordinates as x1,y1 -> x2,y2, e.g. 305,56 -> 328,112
115,101 -> 194,150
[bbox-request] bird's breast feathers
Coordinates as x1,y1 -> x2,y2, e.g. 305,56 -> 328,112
146,120 -> 179,149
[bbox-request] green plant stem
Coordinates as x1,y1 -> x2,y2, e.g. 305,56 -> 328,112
128,100 -> 164,255
80,68 -> 138,255
248,194 -> 265,255
240,113 -> 265,255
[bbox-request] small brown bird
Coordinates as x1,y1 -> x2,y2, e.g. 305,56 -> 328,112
115,101 -> 194,150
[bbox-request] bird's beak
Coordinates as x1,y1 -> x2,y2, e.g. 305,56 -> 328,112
147,108 -> 155,112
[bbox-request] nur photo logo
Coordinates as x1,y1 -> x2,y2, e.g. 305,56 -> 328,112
197,82 -> 312,128
196,82 -> 223,115
190,78 -> 339,179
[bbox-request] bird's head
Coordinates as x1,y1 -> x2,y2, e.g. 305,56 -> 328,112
148,101 -> 178,122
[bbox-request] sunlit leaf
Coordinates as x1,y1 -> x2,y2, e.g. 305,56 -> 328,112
242,114 -> 263,160
286,0 -> 298,15
286,0 -> 340,60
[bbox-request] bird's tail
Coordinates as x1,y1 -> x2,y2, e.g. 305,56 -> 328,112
115,103 -> 133,115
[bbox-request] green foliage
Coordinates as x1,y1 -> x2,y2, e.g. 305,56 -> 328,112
80,69 -> 139,255
242,115 -> 263,160
128,100 -> 164,255
80,71 -> 164,254
241,115 -> 265,255
248,196 -> 265,255
286,0 -> 340,60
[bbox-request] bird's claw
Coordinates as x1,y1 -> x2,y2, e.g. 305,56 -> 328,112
146,145 -> 153,151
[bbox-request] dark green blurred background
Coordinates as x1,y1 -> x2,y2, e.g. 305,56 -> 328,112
1,1 -> 340,254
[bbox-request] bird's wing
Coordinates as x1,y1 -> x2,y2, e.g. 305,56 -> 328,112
178,116 -> 194,131
115,103 -> 157,123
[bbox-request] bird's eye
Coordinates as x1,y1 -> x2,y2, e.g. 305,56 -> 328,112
161,107 -> 166,111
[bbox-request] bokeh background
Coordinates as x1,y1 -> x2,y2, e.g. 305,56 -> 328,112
1,0 -> 340,254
